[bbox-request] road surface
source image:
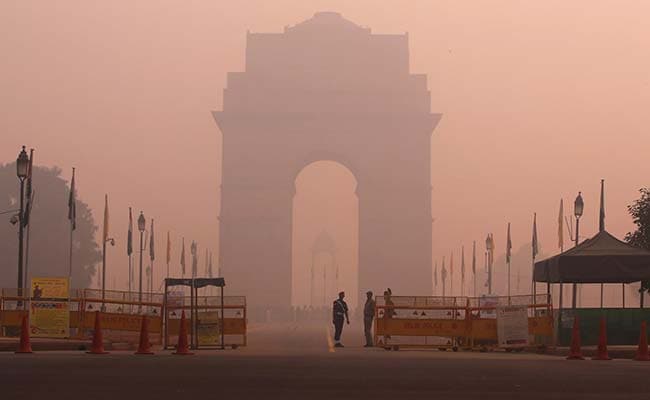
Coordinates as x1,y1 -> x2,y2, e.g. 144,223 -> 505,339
1,322 -> 649,399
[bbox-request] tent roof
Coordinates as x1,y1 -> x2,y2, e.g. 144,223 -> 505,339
533,230 -> 650,283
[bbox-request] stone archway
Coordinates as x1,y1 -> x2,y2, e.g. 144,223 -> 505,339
213,12 -> 441,309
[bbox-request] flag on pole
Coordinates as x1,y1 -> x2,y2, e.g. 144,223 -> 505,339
102,194 -> 109,243
461,246 -> 466,281
472,241 -> 476,275
166,231 -> 171,266
127,208 -> 133,256
68,168 -> 76,231
506,223 -> 512,263
489,234 -> 495,265
204,248 -> 209,276
532,213 -> 539,259
486,233 -> 495,267
180,238 -> 186,276
191,241 -> 198,278
558,199 -> 564,251
599,179 -> 606,232
441,257 -> 447,282
149,219 -> 155,261
434,261 -> 438,288
450,251 -> 454,278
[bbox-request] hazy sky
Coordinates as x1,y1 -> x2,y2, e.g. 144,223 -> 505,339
2,1 -> 649,301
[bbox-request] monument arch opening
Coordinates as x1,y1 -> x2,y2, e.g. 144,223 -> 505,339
214,11 -> 441,311
292,160 -> 359,309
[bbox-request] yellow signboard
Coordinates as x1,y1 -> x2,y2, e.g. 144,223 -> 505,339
30,277 -> 70,338
197,312 -> 221,346
30,301 -> 69,338
31,277 -> 69,300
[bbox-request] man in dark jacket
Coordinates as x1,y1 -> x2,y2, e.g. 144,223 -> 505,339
332,291 -> 349,347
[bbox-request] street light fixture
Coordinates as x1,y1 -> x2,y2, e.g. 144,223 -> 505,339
17,147 -> 29,178
16,146 -> 29,302
137,212 -> 146,309
574,192 -> 584,220
572,191 -> 584,309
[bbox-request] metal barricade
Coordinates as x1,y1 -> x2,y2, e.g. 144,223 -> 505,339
374,295 -> 469,351
466,294 -> 554,351
0,288 -> 163,343
79,289 -> 164,344
164,295 -> 247,349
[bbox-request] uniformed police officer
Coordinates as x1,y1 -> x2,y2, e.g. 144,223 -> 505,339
363,291 -> 376,347
332,291 -> 349,347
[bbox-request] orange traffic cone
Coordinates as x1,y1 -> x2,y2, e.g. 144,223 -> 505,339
87,311 -> 109,354
592,316 -> 611,360
173,310 -> 194,355
135,315 -> 154,355
634,321 -> 650,361
566,315 -> 584,360
15,314 -> 33,354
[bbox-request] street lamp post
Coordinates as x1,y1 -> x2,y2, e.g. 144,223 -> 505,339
137,212 -> 146,310
572,192 -> 584,309
16,146 -> 29,301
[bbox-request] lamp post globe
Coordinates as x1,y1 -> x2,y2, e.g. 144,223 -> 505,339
138,212 -> 146,232
16,146 -> 29,179
574,192 -> 584,218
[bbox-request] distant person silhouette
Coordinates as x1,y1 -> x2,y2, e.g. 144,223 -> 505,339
383,289 -> 395,342
32,284 -> 42,300
363,291 -> 376,347
332,291 -> 349,348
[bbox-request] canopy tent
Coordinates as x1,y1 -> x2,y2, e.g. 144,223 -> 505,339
533,230 -> 650,284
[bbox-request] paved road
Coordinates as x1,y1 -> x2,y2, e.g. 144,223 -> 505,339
2,322 -> 649,399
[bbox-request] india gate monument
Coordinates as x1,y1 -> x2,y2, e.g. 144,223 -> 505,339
213,12 -> 441,309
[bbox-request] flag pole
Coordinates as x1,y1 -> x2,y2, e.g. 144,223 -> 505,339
473,241 -> 477,297
532,213 -> 539,305
101,194 -> 109,310
599,179 -> 605,308
506,223 -> 512,299
461,246 -> 465,297
68,167 -> 75,286
442,256 -> 446,298
450,251 -> 454,297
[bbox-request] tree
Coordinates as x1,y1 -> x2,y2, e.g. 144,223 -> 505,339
0,163 -> 100,289
625,188 -> 650,298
